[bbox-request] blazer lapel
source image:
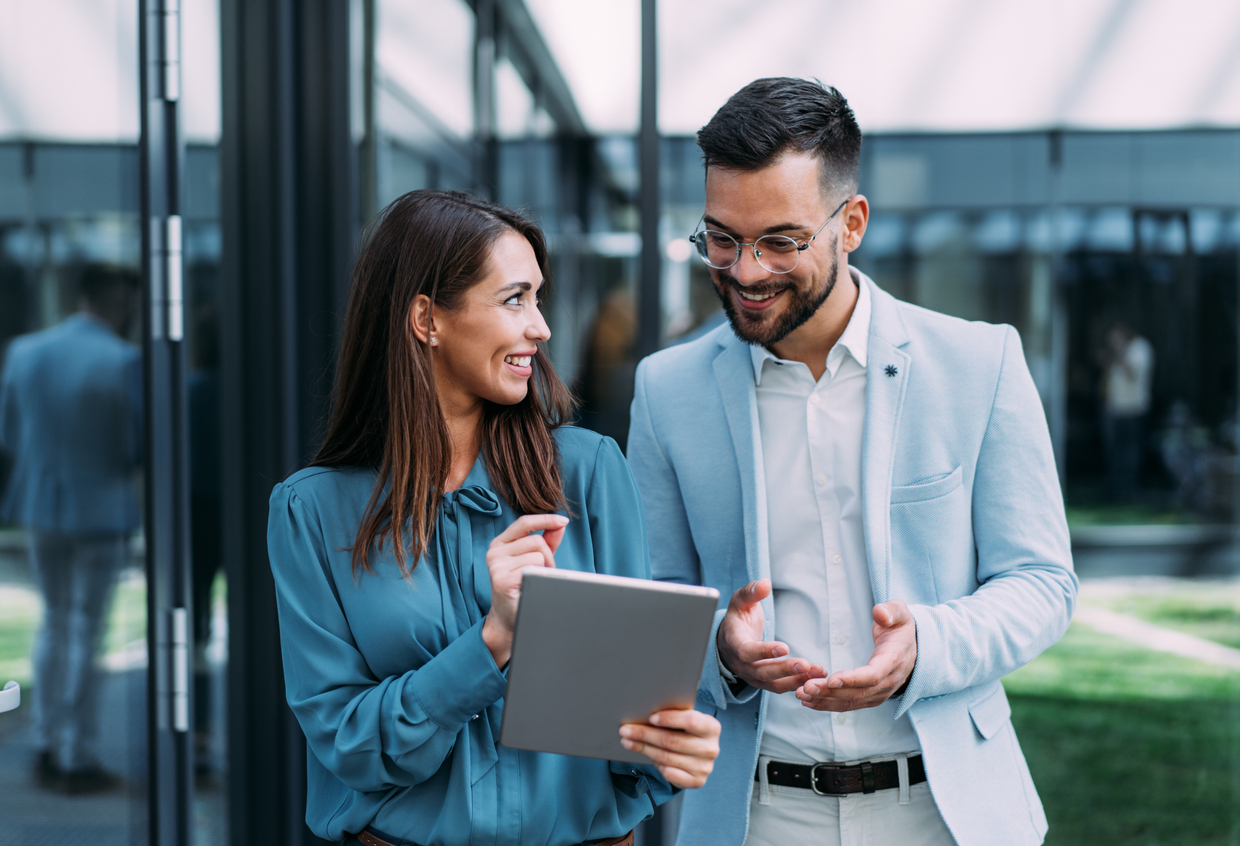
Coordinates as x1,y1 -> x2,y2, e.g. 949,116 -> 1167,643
861,274 -> 911,603
712,334 -> 769,592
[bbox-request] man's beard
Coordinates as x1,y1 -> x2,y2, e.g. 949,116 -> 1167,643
713,250 -> 839,347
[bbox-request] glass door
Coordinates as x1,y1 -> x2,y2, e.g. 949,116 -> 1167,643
0,2 -> 150,843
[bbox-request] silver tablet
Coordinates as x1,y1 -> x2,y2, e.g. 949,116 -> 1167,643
499,567 -> 720,764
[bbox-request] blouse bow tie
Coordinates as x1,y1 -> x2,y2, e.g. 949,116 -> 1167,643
443,484 -> 503,517
435,484 -> 503,640
436,483 -> 506,785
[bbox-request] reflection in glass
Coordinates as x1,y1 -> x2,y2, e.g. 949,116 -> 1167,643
0,241 -> 147,841
1,265 -> 141,793
0,2 -> 148,835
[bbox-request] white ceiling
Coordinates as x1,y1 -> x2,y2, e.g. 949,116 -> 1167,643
528,0 -> 1240,135
0,0 -> 220,143
4,0 -> 1239,143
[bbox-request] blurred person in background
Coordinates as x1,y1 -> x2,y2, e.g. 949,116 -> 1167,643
1100,320 -> 1154,502
266,190 -> 720,846
0,263 -> 142,793
576,286 -> 637,447
627,78 -> 1077,846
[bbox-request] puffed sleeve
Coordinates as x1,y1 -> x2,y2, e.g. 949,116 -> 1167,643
581,436 -> 681,806
268,481 -> 508,791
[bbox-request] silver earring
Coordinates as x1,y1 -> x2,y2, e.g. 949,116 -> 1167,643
429,335 -> 437,346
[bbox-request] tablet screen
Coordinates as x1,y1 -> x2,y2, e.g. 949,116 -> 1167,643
499,568 -> 719,763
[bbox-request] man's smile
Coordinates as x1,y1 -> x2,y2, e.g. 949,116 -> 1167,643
731,284 -> 787,311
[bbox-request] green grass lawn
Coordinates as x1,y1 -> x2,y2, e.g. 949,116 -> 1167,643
1007,623 -> 1240,845
0,586 -> 40,687
1064,503 -> 1195,527
0,573 -> 146,689
1081,582 -> 1240,651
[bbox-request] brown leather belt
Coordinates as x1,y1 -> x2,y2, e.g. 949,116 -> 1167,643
757,754 -> 926,796
351,832 -> 398,846
350,827 -> 634,846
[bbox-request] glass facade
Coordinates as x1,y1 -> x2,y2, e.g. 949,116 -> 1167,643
0,4 -> 149,843
185,107 -> 227,846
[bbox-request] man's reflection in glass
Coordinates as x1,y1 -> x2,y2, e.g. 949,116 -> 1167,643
0,264 -> 142,794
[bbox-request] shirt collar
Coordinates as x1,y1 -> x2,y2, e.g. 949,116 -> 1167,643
749,270 -> 871,385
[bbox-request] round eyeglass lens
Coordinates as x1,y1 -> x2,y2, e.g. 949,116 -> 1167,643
753,235 -> 801,273
696,230 -> 740,269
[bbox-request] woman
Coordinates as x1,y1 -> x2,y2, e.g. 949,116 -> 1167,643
267,190 -> 720,846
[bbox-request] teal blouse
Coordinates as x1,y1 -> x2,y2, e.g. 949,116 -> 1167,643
267,427 -> 676,845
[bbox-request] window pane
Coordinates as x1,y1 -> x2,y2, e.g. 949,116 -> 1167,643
0,2 -> 148,838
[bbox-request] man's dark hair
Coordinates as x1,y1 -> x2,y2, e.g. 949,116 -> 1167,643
77,264 -> 139,309
696,77 -> 861,198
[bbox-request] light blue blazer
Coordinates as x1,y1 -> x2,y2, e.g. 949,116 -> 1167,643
0,313 -> 143,534
627,270 -> 1077,846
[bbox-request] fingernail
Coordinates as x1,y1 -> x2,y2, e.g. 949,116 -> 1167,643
621,738 -> 635,749
793,663 -> 806,674
828,678 -> 843,689
649,713 -> 661,726
555,515 -> 569,524
620,726 -> 633,738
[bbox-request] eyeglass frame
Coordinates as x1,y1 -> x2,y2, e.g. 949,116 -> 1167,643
689,198 -> 851,274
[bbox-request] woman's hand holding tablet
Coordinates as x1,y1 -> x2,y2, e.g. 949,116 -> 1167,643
620,707 -> 721,788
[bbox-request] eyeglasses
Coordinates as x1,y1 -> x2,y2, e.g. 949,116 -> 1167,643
689,199 -> 850,274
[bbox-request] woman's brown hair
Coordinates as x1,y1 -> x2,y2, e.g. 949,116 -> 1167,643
312,190 -> 574,577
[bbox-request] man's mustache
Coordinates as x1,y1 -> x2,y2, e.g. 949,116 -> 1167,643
716,272 -> 790,299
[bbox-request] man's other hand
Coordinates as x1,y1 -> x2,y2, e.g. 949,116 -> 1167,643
795,600 -> 917,711
717,579 -> 825,694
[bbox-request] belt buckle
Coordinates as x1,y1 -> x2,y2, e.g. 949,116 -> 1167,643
809,762 -> 847,797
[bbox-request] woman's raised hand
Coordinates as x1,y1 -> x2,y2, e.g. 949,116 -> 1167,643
619,708 -> 722,789
481,514 -> 568,668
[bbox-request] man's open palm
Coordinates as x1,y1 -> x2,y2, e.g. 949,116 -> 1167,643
717,579 -> 825,694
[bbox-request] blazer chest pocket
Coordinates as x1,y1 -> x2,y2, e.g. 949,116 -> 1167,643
889,467 -> 973,604
890,466 -> 962,504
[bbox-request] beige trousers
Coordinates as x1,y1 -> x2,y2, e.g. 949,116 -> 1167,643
742,778 -> 956,846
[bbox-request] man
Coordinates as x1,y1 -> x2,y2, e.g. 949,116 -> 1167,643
0,264 -> 142,793
1100,320 -> 1153,502
626,79 -> 1076,846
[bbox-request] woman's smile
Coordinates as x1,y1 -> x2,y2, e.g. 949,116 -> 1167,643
503,353 -> 535,376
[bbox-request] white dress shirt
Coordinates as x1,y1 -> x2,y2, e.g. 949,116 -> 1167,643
748,277 -> 920,764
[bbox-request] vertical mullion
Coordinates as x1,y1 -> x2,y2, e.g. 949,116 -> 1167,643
140,1 -> 193,845
637,0 -> 661,360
